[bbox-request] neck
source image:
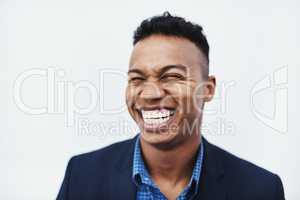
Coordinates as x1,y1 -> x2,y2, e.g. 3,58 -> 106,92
140,132 -> 201,185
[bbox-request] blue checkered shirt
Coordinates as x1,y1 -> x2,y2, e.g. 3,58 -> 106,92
132,136 -> 204,200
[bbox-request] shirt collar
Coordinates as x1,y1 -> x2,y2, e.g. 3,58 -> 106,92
132,135 -> 204,190
132,135 -> 153,186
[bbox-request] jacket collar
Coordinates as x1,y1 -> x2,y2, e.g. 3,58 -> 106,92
194,137 -> 227,200
109,135 -> 138,200
111,135 -> 227,200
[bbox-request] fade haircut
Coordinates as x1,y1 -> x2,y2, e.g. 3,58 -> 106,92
133,11 -> 210,77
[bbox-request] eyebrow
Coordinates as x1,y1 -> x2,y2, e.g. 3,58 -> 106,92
159,64 -> 187,74
127,68 -> 145,76
127,64 -> 188,76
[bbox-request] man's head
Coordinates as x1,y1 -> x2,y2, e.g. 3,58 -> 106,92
126,12 -> 216,148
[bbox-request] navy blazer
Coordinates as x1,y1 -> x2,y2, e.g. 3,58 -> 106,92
57,136 -> 285,200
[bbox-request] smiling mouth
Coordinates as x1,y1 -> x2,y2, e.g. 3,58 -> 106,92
136,107 -> 176,131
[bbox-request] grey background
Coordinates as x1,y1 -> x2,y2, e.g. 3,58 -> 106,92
0,0 -> 299,199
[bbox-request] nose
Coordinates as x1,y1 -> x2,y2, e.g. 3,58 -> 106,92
139,81 -> 165,100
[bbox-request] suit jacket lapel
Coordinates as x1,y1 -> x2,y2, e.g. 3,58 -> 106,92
109,136 -> 137,200
193,137 -> 227,200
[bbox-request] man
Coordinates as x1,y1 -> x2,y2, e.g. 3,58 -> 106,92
57,12 -> 285,200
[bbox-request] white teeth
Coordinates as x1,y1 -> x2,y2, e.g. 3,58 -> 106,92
144,116 -> 170,125
141,108 -> 174,125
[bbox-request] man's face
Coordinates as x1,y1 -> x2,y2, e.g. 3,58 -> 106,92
126,35 -> 215,147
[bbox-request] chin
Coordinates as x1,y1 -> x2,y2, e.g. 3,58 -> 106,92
139,128 -> 189,150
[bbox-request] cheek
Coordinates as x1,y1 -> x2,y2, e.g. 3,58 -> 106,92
126,86 -> 139,120
125,86 -> 136,108
165,84 -> 196,113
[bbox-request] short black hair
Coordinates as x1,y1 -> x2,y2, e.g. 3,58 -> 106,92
133,12 -> 210,76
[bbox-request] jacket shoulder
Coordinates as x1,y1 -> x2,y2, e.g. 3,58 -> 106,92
207,140 -> 285,199
212,142 -> 276,178
57,137 -> 137,199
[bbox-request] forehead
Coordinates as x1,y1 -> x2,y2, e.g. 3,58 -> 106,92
129,35 -> 205,73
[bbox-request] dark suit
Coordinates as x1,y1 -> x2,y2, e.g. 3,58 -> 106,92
57,135 -> 285,200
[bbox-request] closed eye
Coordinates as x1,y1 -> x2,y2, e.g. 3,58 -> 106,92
128,77 -> 145,83
160,73 -> 185,81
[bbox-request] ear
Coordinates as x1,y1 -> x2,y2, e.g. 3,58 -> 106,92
203,75 -> 216,102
